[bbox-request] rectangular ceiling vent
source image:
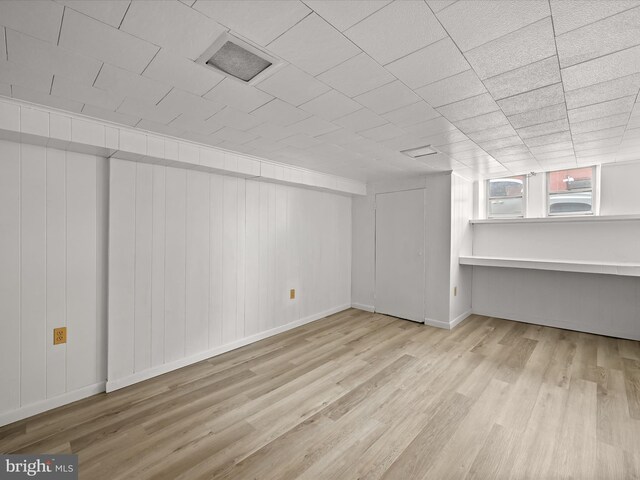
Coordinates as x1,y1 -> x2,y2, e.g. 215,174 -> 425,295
197,32 -> 283,85
401,145 -> 438,159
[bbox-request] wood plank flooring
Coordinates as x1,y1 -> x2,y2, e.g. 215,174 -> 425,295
2,308 -> 640,479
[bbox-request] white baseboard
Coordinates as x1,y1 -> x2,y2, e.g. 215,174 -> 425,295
106,304 -> 351,392
471,308 -> 640,341
450,310 -> 473,329
351,303 -> 375,312
424,310 -> 472,330
0,382 -> 106,427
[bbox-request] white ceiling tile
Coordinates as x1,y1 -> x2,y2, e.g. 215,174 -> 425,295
56,0 -> 131,28
157,88 -> 224,120
168,114 -> 220,135
333,108 -> 387,132
529,141 -> 574,154
0,59 -> 53,93
564,74 -> 640,109
120,0 -> 226,60
267,14 -> 360,75
242,137 -> 286,154
192,0 -> 311,47
317,53 -> 395,97
423,129 -> 469,146
143,49 -> 224,96
491,152 -> 534,163
315,128 -> 365,146
288,116 -> 339,136
59,9 -> 159,74
382,102 -> 440,127
574,136 -> 622,152
280,133 -> 322,149
11,85 -> 84,113
6,29 -> 102,85
247,122 -> 295,141
466,124 -> 518,142
117,96 -> 181,124
353,81 -> 420,115
0,83 -> 10,96
556,7 -> 640,68
416,69 -> 486,107
517,117 -> 569,139
561,45 -> 640,91
358,123 -> 406,141
437,139 -> 482,155
52,75 -> 122,110
305,0 -> 392,31
437,93 -> 499,122
426,1 -> 458,13
484,142 -> 529,156
256,65 -> 329,106
508,103 -> 567,128
573,126 -> 627,143
94,63 -> 171,105
204,78 -> 273,113
251,99 -> 311,126
208,106 -> 264,131
436,0 -> 549,52
81,104 -> 140,127
136,119 -> 186,137
210,126 -> 258,145
533,148 -> 576,160
523,130 -> 572,147
345,1 -> 446,64
482,56 -> 560,100
465,18 -> 556,79
455,111 -> 509,134
549,0 -> 639,35
408,116 -> 457,136
386,38 -> 469,89
299,90 -> 362,121
0,0 -> 63,43
570,113 -> 630,134
568,95 -> 635,123
497,83 -> 565,116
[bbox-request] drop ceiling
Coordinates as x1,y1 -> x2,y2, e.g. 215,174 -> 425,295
1,0 -> 639,182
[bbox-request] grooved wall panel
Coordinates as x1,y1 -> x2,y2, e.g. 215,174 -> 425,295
107,159 -> 352,388
0,140 -> 107,417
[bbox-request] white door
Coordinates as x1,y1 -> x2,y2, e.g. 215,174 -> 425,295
375,189 -> 426,323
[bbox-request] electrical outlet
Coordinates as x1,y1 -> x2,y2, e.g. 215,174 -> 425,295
454,286 -> 457,297
53,327 -> 67,345
290,289 -> 295,300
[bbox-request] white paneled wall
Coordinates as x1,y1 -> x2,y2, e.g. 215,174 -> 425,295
108,159 -> 351,390
0,140 -> 107,425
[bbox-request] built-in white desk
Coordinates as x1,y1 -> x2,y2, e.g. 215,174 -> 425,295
459,255 -> 640,277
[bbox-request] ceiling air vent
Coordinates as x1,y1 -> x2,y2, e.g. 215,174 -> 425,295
401,145 -> 438,159
197,32 -> 283,85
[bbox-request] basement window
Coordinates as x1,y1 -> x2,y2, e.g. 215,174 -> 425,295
487,175 -> 526,218
547,167 -> 595,216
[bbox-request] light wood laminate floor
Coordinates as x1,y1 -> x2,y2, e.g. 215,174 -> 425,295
1,309 -> 640,479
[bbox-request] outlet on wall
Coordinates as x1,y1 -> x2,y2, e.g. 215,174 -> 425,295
53,327 -> 67,345
454,286 -> 457,297
290,289 -> 295,300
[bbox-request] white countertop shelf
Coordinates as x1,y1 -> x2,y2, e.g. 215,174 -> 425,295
459,255 -> 640,277
470,214 -> 640,225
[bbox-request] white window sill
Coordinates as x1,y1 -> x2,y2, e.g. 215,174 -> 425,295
470,214 -> 640,225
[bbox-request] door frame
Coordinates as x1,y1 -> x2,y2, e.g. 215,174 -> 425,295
374,187 -> 427,323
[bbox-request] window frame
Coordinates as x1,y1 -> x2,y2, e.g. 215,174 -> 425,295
486,174 -> 527,219
546,166 -> 596,217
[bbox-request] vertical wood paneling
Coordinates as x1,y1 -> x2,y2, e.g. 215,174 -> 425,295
0,140 -> 21,412
20,144 -> 47,406
209,174 -> 224,348
134,163 -> 153,372
164,167 -> 187,362
258,182 -> 272,333
236,179 -> 246,340
222,176 -> 238,344
107,162 -> 353,388
46,148 -> 67,398
245,181 -> 260,337
185,170 -> 209,355
150,165 -> 166,367
66,152 -> 97,391
108,159 -> 136,381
